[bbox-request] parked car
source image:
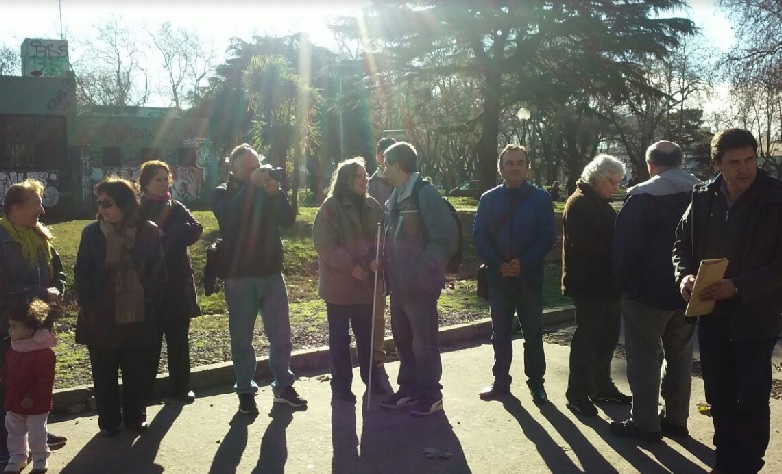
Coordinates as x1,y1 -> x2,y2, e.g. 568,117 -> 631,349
448,180 -> 481,198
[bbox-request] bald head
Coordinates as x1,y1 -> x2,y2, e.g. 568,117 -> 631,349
645,140 -> 683,169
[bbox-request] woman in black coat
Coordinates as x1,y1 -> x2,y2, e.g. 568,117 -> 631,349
139,160 -> 203,404
561,154 -> 629,417
74,177 -> 167,437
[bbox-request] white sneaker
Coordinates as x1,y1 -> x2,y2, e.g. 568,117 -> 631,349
4,457 -> 28,473
32,457 -> 48,473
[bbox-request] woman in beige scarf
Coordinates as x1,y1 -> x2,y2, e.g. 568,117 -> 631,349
73,177 -> 167,438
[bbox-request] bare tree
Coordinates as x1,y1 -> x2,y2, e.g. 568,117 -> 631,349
148,22 -> 215,109
71,16 -> 150,107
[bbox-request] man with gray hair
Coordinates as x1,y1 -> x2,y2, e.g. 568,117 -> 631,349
610,141 -> 700,441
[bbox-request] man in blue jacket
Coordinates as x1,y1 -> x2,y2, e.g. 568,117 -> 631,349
379,142 -> 458,416
212,144 -> 307,416
674,129 -> 782,474
472,144 -> 555,404
611,140 -> 700,442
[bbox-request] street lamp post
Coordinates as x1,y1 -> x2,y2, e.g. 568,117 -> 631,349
516,107 -> 530,145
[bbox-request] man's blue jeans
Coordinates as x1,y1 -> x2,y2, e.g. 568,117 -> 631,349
224,274 -> 295,395
389,288 -> 442,400
488,275 -> 545,391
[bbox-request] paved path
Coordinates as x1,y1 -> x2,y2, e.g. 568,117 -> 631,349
47,339 -> 781,473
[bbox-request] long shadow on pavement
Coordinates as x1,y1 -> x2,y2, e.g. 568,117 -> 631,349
331,398 -> 360,472
60,402 -> 181,473
499,395 -> 582,473
252,404 -> 297,474
358,400 -> 471,474
209,411 -> 257,474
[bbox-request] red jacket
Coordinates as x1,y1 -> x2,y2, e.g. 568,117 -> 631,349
0,331 -> 56,415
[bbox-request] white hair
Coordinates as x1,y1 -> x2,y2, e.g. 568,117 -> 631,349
580,154 -> 626,185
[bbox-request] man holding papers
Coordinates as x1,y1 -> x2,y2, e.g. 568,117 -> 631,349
673,128 -> 782,474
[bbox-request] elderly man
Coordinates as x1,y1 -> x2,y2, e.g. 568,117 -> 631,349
674,129 -> 782,474
610,141 -> 700,442
473,144 -> 555,404
378,142 -> 458,416
212,144 -> 307,415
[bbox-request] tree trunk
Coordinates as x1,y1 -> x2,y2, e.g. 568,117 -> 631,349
477,68 -> 502,193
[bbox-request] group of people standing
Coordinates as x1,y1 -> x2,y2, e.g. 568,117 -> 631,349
477,129 -> 779,474
0,161 -> 202,472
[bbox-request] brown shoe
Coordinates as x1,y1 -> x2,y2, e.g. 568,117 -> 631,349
479,384 -> 510,401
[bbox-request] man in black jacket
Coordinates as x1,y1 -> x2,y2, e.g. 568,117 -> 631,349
674,129 -> 782,474
611,141 -> 700,442
212,144 -> 307,415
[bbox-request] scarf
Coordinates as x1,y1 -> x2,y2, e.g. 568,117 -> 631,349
100,219 -> 146,325
142,191 -> 171,202
141,195 -> 173,228
0,217 -> 53,277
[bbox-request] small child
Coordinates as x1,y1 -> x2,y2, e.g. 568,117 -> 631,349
0,298 -> 57,474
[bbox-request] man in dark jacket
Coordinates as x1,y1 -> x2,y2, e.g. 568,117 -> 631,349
212,143 -> 306,415
473,144 -> 555,404
674,129 -> 782,474
611,141 -> 700,442
378,142 -> 458,416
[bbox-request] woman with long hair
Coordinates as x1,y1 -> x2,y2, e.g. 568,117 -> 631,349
138,160 -> 203,404
313,157 -> 387,402
74,177 -> 166,437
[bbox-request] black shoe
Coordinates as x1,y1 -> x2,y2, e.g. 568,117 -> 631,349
566,397 -> 598,416
238,393 -> 259,415
46,432 -> 67,450
530,386 -> 548,405
99,428 -> 119,438
409,397 -> 444,417
332,390 -> 357,403
591,389 -> 632,405
610,419 -> 662,442
273,386 -> 308,408
660,417 -> 689,437
126,421 -> 148,433
379,392 -> 417,410
479,384 -> 510,401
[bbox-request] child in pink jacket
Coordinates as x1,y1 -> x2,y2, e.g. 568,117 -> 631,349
0,298 -> 56,474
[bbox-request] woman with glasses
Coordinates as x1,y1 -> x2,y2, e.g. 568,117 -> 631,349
138,160 -> 203,405
561,154 -> 629,417
74,177 -> 166,437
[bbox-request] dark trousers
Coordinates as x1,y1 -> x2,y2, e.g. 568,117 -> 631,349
698,318 -> 778,474
390,288 -> 443,400
88,345 -> 151,431
488,276 -> 545,390
149,316 -> 192,398
566,296 -> 621,401
326,303 -> 376,393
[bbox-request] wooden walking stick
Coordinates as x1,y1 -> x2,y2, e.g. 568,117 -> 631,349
366,222 -> 382,412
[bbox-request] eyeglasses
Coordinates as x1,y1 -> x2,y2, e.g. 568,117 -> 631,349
96,199 -> 114,208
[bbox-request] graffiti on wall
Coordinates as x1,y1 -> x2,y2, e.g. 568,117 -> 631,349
22,39 -> 69,78
46,78 -> 74,114
172,167 -> 203,203
0,171 -> 61,207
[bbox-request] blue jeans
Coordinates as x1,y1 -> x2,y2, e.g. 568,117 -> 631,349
389,288 -> 442,400
488,275 -> 545,390
699,318 -> 778,473
225,274 -> 295,394
326,303 -> 375,393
